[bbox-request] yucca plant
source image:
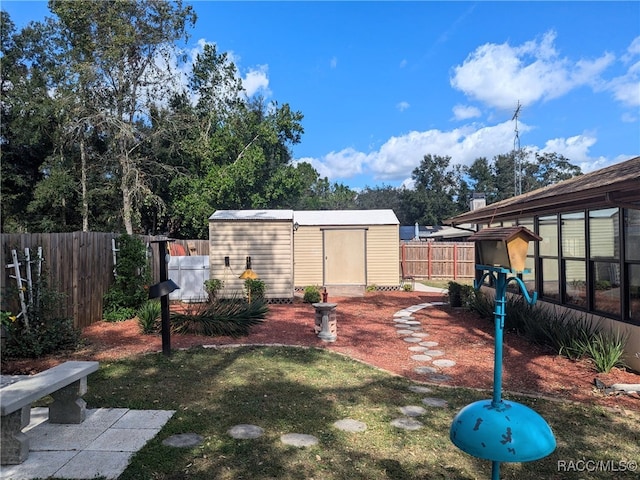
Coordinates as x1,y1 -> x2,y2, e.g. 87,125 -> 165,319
171,295 -> 268,338
582,330 -> 628,373
137,300 -> 161,334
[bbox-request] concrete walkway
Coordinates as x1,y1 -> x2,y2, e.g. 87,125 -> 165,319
0,408 -> 174,480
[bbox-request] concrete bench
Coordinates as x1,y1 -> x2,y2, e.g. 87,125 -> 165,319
0,360 -> 99,464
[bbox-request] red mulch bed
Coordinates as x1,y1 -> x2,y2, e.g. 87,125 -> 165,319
3,291 -> 639,413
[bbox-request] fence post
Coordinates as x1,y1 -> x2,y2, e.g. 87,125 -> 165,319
454,243 -> 458,280
427,242 -> 432,280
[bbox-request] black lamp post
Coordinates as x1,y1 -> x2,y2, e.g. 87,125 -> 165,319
148,239 -> 179,356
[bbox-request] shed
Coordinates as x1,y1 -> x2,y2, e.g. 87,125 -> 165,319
209,209 -> 400,301
209,210 -> 295,301
293,210 -> 400,293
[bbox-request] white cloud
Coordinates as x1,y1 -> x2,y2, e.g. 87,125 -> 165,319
330,56 -> 338,69
605,37 -> 640,107
452,104 -> 481,120
297,121 -> 531,184
294,121 -> 616,186
621,112 -> 637,123
450,30 -> 614,110
243,65 -> 270,97
396,101 -> 410,112
538,134 -> 600,169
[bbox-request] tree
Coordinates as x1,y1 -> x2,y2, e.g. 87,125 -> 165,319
0,12 -> 58,232
466,157 -> 496,202
531,152 -> 582,187
49,0 -> 197,234
410,154 -> 459,225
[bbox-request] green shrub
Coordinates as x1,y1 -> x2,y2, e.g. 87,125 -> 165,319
1,253 -> 81,359
366,284 -> 378,292
171,295 -> 268,337
137,300 -> 161,334
581,330 -> 628,373
448,281 -> 475,308
244,278 -> 266,301
3,318 -> 81,358
204,279 -> 224,302
103,234 -> 151,320
303,285 -> 322,303
402,283 -> 414,292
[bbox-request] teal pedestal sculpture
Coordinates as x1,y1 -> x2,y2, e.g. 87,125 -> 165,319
449,266 -> 556,480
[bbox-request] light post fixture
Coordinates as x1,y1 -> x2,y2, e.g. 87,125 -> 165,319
148,239 -> 179,356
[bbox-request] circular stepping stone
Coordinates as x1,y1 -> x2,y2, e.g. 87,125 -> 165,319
162,433 -> 204,448
393,318 -> 409,323
227,424 -> 264,439
427,373 -> 452,383
419,341 -> 439,347
410,354 -> 433,362
422,397 -> 448,408
396,329 -> 415,335
432,359 -> 456,368
399,405 -> 426,417
408,385 -> 432,394
414,366 -> 438,375
391,417 -> 423,430
404,320 -> 421,326
333,418 -> 367,432
405,326 -> 422,331
411,332 -> 429,338
393,313 -> 415,319
280,433 -> 319,447
424,350 -> 445,357
408,346 -> 428,352
403,337 -> 422,343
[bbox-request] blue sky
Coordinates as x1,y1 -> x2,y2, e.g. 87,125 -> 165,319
4,1 -> 640,190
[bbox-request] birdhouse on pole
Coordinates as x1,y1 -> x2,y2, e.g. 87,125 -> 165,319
467,226 -> 541,273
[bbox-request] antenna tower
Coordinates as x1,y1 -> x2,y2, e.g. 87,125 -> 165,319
512,101 -> 522,196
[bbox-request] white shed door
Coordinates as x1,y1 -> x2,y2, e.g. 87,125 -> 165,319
323,229 -> 366,285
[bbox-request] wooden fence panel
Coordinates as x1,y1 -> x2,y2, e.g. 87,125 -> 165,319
1,232 -> 119,329
1,233 -> 211,329
400,241 -> 475,280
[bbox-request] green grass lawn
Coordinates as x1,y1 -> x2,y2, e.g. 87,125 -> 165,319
81,346 -> 638,480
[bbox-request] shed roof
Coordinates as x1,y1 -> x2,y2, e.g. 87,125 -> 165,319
294,209 -> 399,226
447,156 -> 640,225
209,209 -> 294,221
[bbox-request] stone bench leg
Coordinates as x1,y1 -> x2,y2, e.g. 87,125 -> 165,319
1,406 -> 31,465
49,377 -> 88,424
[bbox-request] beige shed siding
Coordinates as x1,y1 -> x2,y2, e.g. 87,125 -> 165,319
209,220 -> 293,299
366,225 -> 400,285
293,224 -> 400,288
293,226 -> 324,287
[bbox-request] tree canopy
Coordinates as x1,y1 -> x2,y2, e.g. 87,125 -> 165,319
0,2 -> 582,236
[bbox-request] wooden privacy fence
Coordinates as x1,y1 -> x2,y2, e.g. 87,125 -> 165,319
400,241 -> 475,280
1,233 -> 209,329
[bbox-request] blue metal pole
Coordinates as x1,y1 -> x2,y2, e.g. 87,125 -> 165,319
492,269 -> 508,480
493,270 -> 507,406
